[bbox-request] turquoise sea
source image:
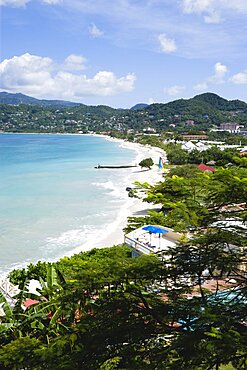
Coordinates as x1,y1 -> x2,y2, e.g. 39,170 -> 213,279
0,133 -> 137,275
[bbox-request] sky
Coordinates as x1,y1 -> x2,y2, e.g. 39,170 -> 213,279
0,0 -> 247,108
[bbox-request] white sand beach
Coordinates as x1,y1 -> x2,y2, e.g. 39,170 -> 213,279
91,136 -> 167,249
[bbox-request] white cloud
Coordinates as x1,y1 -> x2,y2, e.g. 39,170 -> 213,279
158,34 -> 177,53
0,0 -> 30,6
181,0 -> 222,24
230,71 -> 247,84
181,0 -> 213,14
88,23 -> 104,38
214,62 -> 228,78
164,85 -> 185,96
181,0 -> 247,23
0,53 -> 136,100
182,0 -> 222,23
194,62 -> 228,91
63,54 -> 87,71
0,53 -> 53,88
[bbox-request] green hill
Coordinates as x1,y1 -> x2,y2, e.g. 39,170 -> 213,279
0,92 -> 81,107
192,92 -> 247,111
143,93 -> 247,129
130,103 -> 149,110
146,93 -> 247,116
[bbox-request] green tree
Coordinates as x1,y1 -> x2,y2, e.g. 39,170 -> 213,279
166,144 -> 189,165
139,157 -> 154,169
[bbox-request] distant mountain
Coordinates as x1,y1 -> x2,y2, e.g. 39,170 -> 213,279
0,92 -> 81,107
130,103 -> 149,110
192,92 -> 247,111
145,93 -> 247,119
0,92 -> 246,134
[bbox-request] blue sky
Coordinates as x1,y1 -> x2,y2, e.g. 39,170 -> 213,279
1,0 -> 247,108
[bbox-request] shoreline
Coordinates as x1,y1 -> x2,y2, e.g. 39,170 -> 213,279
0,133 -> 166,277
52,135 -> 167,257
78,135 -> 167,250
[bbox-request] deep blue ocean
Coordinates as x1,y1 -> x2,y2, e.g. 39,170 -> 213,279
0,133 -> 137,274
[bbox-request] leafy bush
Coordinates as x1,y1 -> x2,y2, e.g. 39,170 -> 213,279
139,157 -> 154,169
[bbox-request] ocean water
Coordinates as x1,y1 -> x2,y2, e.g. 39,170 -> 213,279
0,133 -> 137,275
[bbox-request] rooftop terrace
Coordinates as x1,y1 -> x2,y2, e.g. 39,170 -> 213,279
124,225 -> 182,256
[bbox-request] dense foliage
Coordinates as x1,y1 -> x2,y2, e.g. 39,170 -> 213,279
1,161 -> 246,369
127,167 -> 247,232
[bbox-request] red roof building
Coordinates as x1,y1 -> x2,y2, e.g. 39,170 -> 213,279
197,164 -> 216,173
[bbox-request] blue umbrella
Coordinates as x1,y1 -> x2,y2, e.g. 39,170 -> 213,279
142,225 -> 168,234
142,225 -> 169,247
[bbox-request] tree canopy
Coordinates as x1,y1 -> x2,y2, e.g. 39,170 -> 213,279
139,158 -> 154,169
1,165 -> 246,369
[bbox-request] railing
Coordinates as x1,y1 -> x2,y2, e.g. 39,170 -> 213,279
124,235 -> 154,255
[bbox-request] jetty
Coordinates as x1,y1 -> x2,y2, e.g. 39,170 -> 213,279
94,164 -> 137,169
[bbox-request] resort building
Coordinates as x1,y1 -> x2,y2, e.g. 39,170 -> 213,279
182,141 -> 209,152
182,134 -> 208,140
219,123 -> 240,133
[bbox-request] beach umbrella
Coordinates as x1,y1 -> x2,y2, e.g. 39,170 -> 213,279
142,225 -> 168,234
142,225 -> 168,247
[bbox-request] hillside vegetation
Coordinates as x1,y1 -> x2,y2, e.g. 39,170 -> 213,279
0,92 -> 246,133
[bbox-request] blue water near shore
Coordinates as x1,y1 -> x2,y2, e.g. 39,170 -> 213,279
0,133 -> 137,275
